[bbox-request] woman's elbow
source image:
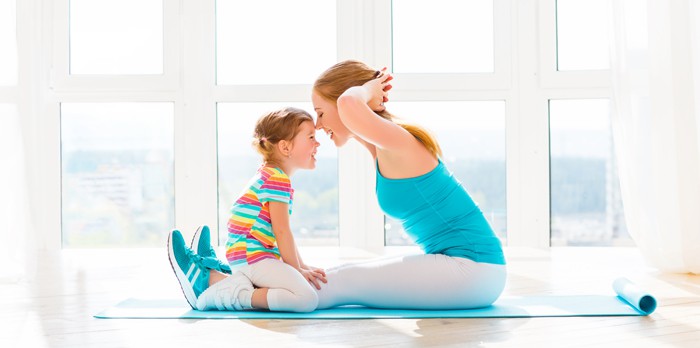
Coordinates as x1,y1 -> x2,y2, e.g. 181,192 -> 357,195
337,90 -> 364,110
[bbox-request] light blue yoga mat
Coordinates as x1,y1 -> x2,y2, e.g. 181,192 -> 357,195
95,277 -> 656,319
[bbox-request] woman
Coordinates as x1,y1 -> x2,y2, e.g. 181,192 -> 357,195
310,60 -> 506,309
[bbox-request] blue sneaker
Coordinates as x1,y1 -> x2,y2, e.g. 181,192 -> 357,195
168,229 -> 221,309
191,225 -> 232,274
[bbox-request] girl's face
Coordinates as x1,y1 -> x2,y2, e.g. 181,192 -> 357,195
288,120 -> 320,170
312,91 -> 351,147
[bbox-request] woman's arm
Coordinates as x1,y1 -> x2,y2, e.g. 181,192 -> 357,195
336,74 -> 415,152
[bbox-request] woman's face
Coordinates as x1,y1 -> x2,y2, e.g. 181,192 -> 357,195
312,91 -> 351,147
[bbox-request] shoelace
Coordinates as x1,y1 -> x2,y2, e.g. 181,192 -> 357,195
183,248 -> 215,281
194,237 -> 230,273
206,248 -> 231,274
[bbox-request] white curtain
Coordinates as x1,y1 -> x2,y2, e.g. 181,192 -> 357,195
0,104 -> 32,282
610,0 -> 700,273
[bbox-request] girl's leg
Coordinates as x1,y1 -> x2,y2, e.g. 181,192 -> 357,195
315,253 -> 506,310
241,259 -> 318,313
209,269 -> 228,286
196,269 -> 254,311
198,260 -> 317,312
207,269 -> 270,308
251,288 -> 269,309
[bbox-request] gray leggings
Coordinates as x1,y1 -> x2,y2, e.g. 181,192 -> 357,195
315,253 -> 506,310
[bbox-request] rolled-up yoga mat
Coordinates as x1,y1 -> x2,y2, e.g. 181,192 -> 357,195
613,277 -> 657,315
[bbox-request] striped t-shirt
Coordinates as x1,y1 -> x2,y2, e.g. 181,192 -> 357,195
225,166 -> 293,269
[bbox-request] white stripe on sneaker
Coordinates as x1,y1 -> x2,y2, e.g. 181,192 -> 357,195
191,268 -> 201,284
186,263 -> 196,280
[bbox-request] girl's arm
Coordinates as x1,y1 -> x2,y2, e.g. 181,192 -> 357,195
268,201 -> 302,269
296,247 -> 306,268
268,201 -> 326,288
296,247 -> 327,277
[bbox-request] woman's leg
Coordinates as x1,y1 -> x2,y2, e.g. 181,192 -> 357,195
315,253 -> 506,310
241,259 -> 319,312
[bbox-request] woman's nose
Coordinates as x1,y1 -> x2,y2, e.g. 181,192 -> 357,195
315,119 -> 323,129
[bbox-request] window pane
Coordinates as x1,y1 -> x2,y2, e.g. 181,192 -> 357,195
217,103 -> 338,246
69,0 -> 163,74
0,0 -> 17,85
216,0 -> 336,85
392,0 -> 494,73
61,103 -> 174,247
556,0 -> 611,71
549,99 -> 631,246
384,101 -> 506,246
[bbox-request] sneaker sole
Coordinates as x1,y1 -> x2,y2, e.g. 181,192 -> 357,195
167,231 -> 198,309
190,225 -> 204,256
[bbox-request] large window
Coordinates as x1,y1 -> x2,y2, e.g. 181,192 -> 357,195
547,0 -> 626,246
61,103 -> 174,247
35,0 -> 626,250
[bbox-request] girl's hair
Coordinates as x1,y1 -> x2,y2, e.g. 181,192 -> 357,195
253,107 -> 314,162
313,60 -> 442,158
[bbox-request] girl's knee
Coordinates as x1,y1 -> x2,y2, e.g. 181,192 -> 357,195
293,288 -> 319,312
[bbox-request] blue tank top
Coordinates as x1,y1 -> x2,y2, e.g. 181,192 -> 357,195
376,159 -> 505,265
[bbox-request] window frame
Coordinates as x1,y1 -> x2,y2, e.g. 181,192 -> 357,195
28,0 -> 615,250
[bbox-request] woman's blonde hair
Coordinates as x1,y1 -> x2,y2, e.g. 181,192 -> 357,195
313,60 -> 442,158
253,107 -> 314,162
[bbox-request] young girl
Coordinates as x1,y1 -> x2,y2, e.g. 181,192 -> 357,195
167,107 -> 327,312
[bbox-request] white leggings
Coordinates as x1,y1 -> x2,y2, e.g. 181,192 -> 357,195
315,253 -> 506,310
238,258 -> 318,312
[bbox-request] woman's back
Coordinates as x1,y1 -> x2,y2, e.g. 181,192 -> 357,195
376,160 -> 505,265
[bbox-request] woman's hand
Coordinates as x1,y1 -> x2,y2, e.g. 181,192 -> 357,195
362,67 -> 393,112
299,268 -> 327,290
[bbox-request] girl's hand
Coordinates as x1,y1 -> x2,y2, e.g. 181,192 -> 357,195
303,264 -> 326,277
299,268 -> 327,290
362,67 -> 393,113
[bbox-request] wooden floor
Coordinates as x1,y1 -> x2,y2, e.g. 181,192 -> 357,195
2,246 -> 699,347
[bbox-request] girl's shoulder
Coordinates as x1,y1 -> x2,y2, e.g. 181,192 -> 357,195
258,165 -> 290,181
